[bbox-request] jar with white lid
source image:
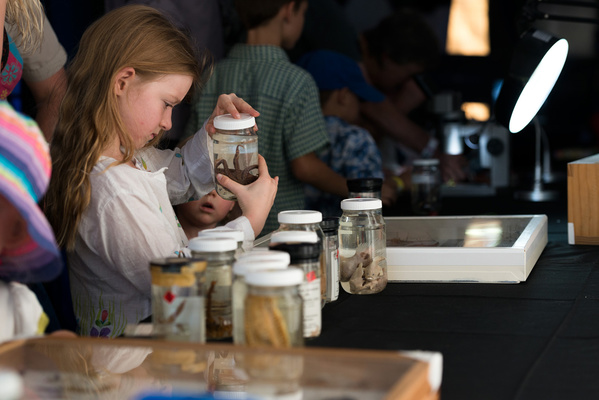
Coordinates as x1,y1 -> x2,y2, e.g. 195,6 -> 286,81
269,231 -> 322,338
198,228 -> 245,258
276,211 -> 326,306
150,257 -> 207,342
212,113 -> 258,200
243,268 -> 304,348
411,158 -> 441,216
339,198 -> 387,295
237,249 -> 291,265
188,236 -> 237,340
232,258 -> 289,345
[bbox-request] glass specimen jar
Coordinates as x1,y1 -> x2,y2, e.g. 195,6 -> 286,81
347,177 -> 383,199
243,268 -> 304,348
232,258 -> 289,345
339,198 -> 387,295
269,231 -> 322,338
320,217 -> 339,303
198,228 -> 246,258
212,113 -> 258,201
411,158 -> 442,216
276,210 -> 326,306
188,236 -> 237,340
150,257 -> 206,342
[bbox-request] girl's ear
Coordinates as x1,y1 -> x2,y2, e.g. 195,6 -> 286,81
114,67 -> 136,96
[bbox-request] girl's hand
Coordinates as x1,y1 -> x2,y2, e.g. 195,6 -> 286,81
216,155 -> 278,236
206,93 -> 260,136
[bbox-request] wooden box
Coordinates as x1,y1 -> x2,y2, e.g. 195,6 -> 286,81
568,154 -> 599,245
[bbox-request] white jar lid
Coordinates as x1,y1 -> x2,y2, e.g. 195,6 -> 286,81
233,259 -> 288,276
213,113 -> 256,130
237,249 -> 291,264
188,236 -> 237,252
245,268 -> 303,287
198,228 -> 244,243
270,230 -> 318,244
413,158 -> 439,166
0,369 -> 23,399
341,198 -> 382,210
277,210 -> 322,224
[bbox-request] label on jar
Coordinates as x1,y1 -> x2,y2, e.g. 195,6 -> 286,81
327,249 -> 339,302
299,278 -> 321,337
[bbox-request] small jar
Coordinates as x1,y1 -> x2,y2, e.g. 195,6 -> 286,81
188,237 -> 237,340
276,211 -> 326,306
411,158 -> 442,216
237,249 -> 291,265
320,217 -> 339,303
270,232 -> 322,339
150,257 -> 206,342
347,177 -> 383,199
232,258 -> 289,345
244,268 -> 304,348
339,198 -> 387,295
212,113 -> 258,200
198,228 -> 246,258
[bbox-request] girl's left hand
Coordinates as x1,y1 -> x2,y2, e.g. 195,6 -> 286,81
206,93 -> 260,135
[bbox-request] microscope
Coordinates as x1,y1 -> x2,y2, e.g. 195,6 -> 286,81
432,91 -> 510,196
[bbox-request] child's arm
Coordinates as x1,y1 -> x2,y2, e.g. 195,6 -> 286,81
291,152 -> 348,198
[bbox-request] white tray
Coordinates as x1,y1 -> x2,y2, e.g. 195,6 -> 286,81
385,215 -> 548,283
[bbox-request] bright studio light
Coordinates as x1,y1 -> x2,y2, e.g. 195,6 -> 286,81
509,37 -> 569,133
495,29 -> 569,134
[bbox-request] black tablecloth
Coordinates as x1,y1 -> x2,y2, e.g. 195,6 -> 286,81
309,187 -> 599,399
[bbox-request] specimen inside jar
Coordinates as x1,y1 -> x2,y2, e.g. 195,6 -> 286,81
214,145 -> 258,185
244,294 -> 290,348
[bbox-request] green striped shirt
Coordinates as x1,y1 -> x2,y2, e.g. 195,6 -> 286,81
186,44 -> 329,235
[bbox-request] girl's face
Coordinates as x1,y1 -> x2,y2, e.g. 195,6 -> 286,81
176,190 -> 235,230
116,71 -> 193,149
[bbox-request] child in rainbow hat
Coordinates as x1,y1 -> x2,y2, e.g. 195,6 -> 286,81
0,101 -> 62,341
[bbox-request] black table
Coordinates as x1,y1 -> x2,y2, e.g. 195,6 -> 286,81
310,185 -> 599,399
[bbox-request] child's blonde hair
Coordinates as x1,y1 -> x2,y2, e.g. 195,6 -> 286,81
5,0 -> 44,54
46,5 -> 209,249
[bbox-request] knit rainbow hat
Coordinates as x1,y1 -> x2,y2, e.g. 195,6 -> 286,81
0,101 -> 62,282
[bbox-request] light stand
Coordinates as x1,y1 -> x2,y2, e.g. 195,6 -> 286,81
494,28 -> 568,202
514,117 -> 559,201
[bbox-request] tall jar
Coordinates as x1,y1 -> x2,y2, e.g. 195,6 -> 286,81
243,268 -> 304,348
232,258 -> 289,345
320,217 -> 339,303
276,210 -> 326,306
411,158 -> 441,216
198,228 -> 246,259
347,177 -> 383,199
212,113 -> 258,201
150,258 -> 206,342
270,231 -> 322,339
188,237 -> 237,340
339,198 -> 387,295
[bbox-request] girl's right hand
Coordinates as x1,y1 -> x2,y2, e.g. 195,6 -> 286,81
215,154 -> 278,237
206,93 -> 260,136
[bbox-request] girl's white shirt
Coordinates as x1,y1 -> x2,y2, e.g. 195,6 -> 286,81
68,125 -> 254,337
0,281 -> 46,343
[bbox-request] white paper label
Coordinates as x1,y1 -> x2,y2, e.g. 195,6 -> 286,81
299,278 -> 321,337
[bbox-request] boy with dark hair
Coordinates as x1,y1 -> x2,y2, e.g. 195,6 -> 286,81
185,0 -> 348,234
297,49 -> 401,217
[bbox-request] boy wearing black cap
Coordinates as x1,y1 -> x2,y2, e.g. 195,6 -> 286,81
297,49 -> 403,217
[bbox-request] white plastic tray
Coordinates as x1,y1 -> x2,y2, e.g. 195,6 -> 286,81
385,215 -> 548,283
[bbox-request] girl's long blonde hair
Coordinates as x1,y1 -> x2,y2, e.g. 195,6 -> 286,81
5,0 -> 44,54
45,5 -> 209,250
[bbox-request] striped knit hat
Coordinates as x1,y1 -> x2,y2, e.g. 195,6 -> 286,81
0,101 -> 62,282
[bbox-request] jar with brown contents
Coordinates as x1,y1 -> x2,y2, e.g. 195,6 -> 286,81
189,237 -> 237,340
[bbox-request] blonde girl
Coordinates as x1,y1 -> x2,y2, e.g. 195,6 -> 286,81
45,5 -> 278,337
